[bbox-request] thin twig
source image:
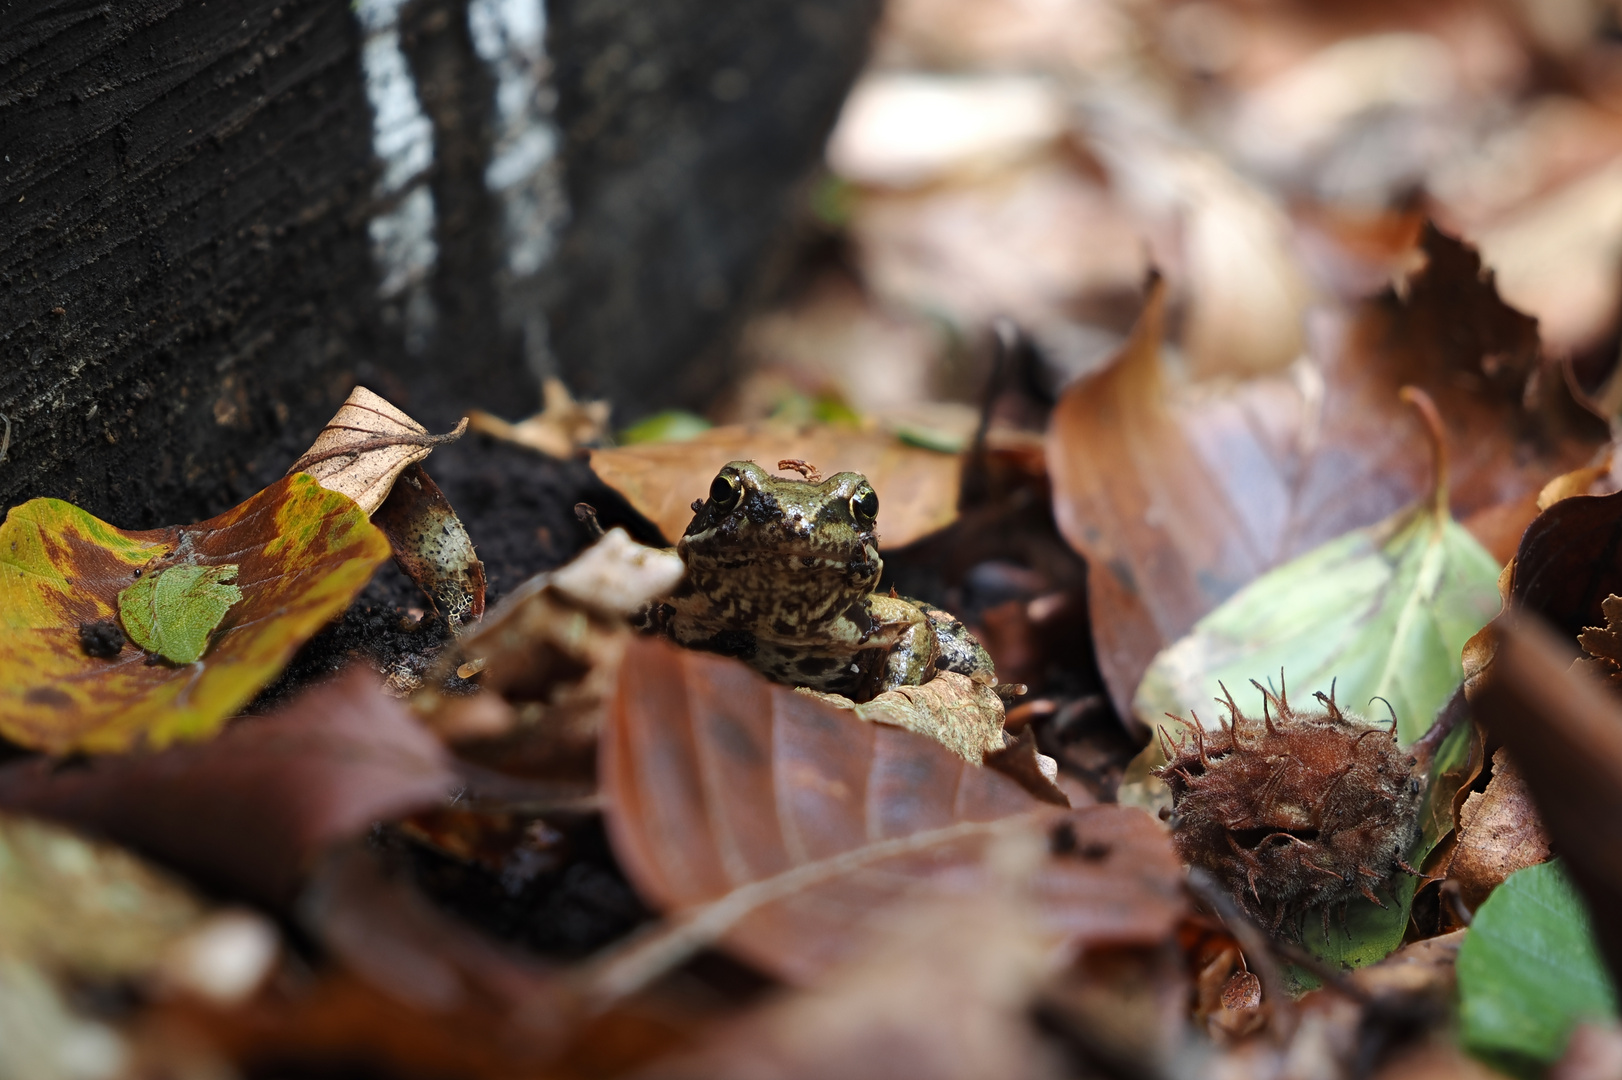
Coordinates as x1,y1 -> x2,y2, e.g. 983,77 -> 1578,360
0,412 -> 11,463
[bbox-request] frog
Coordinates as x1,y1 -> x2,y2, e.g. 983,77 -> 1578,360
650,460 -> 996,703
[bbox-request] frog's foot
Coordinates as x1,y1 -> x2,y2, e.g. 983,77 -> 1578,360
867,594 -> 940,695
915,601 -> 997,686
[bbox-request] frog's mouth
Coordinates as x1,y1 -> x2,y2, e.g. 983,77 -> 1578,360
690,544 -> 876,574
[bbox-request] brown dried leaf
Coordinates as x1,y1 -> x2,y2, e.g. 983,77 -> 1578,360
1049,228 -> 1602,716
1576,594 -> 1622,689
287,386 -> 467,516
1463,489 -> 1622,699
589,423 -> 961,547
1445,749 -> 1551,911
466,377 -> 611,459
1469,617 -> 1622,980
597,637 -> 1183,986
0,670 -> 456,905
644,881 -> 1063,1080
814,671 -> 1008,764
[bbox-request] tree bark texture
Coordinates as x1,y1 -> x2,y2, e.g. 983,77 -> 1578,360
1,0 -> 878,527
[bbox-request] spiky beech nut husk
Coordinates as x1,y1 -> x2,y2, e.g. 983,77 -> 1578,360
1155,680 -> 1422,936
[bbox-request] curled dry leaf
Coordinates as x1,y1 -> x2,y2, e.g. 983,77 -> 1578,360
0,670 -> 457,905
466,376 -> 611,458
1468,618 -> 1622,980
1445,748 -> 1551,911
1575,595 -> 1622,690
1049,227 -> 1602,718
0,474 -> 391,754
372,463 -> 485,629
596,637 -> 1183,989
1463,490 -> 1622,701
589,423 -> 962,548
286,385 -> 468,516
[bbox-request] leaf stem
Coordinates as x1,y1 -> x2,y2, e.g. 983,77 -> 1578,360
1398,386 -> 1450,524
285,416 -> 469,475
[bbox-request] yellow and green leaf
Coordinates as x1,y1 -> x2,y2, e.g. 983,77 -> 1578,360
0,473 -> 391,754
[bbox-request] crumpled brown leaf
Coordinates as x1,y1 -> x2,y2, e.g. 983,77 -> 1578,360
804,672 -> 1006,765
371,463 -> 485,631
589,423 -> 962,548
1469,617 -> 1622,982
412,529 -> 684,781
1445,749 -> 1551,911
1575,594 -> 1622,689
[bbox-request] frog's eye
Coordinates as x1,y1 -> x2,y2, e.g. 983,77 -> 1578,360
850,487 -> 879,525
709,472 -> 743,511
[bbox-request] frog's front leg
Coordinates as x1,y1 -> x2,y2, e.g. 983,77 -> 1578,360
915,600 -> 997,686
865,594 -> 940,694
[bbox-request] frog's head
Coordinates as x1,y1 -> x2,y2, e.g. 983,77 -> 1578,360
677,461 -> 883,634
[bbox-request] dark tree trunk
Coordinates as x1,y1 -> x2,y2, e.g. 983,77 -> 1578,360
1,0 -> 877,526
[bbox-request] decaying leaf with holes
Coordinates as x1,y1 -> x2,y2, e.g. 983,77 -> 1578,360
0,474 -> 390,754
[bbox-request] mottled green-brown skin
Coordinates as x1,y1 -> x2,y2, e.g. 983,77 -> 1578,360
1157,687 -> 1421,936
661,461 -> 993,702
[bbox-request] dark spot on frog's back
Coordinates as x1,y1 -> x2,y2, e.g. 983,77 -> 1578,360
743,489 -> 782,525
797,655 -> 836,675
843,600 -> 874,636
702,629 -> 757,659
25,686 -> 72,708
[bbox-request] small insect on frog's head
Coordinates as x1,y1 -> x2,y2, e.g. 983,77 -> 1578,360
678,460 -> 884,627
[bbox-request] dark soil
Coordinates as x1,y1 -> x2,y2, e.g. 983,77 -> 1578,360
252,433 -> 664,713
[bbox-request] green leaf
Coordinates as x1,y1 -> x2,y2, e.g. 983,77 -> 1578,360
618,410 -> 713,445
1458,861 -> 1619,1072
1134,500 -> 1502,747
118,564 -> 243,664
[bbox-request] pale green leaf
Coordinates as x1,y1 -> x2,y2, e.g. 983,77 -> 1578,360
118,564 -> 243,664
1120,493 -> 1501,974
1458,861 -> 1618,1072
1134,499 -> 1501,748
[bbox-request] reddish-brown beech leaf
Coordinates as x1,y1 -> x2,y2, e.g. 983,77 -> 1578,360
0,670 -> 456,905
589,423 -> 961,547
599,637 -> 1184,987
0,473 -> 391,753
1048,228 -> 1603,718
646,888 -> 1061,1080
